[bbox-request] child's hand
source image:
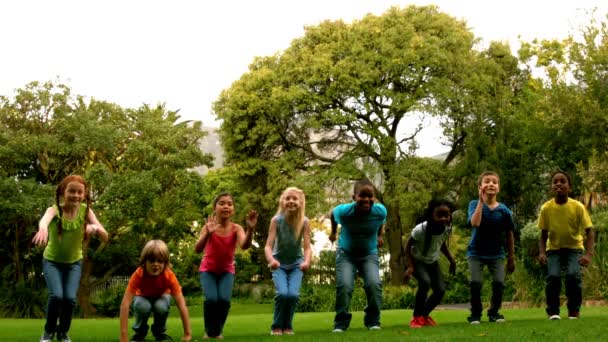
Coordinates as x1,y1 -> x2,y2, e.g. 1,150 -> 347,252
579,253 -> 593,267
32,228 -> 48,247
328,232 -> 337,243
449,261 -> 457,275
377,235 -> 384,248
507,257 -> 515,273
300,261 -> 310,271
403,268 -> 413,283
246,210 -> 258,230
268,259 -> 280,270
478,186 -> 486,203
205,216 -> 218,233
538,252 -> 547,266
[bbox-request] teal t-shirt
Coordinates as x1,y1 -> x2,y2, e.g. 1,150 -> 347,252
334,202 -> 387,256
272,214 -> 306,267
43,203 -> 87,263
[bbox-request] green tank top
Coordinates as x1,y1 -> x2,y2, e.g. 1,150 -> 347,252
43,203 -> 87,263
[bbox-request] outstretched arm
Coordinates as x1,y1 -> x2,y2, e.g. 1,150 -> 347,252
300,220 -> 313,271
33,207 -> 57,246
174,293 -> 192,341
86,209 -> 108,243
119,291 -> 134,342
265,218 -> 280,270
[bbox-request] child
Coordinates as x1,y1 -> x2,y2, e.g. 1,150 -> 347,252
328,178 -> 387,332
32,175 -> 109,342
538,170 -> 594,320
119,240 -> 192,342
405,199 -> 456,328
264,187 -> 312,335
466,171 -> 515,324
195,192 -> 257,339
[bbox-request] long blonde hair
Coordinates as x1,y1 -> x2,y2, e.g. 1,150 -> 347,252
276,187 -> 306,239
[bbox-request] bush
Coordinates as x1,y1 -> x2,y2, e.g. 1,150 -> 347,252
0,281 -> 46,318
92,284 -> 127,317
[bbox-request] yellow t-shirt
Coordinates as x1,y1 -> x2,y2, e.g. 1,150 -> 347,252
538,198 -> 592,251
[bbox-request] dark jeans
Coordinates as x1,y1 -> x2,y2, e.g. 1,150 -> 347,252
413,260 -> 445,317
132,295 -> 171,338
468,257 -> 505,317
545,249 -> 583,315
334,249 -> 382,330
42,259 -> 82,335
200,272 -> 234,337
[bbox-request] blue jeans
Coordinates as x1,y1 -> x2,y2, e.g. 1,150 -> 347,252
42,258 -> 82,335
334,249 -> 382,330
132,295 -> 171,338
468,257 -> 505,317
546,249 -> 583,315
271,264 -> 303,330
200,272 -> 234,337
413,260 -> 445,317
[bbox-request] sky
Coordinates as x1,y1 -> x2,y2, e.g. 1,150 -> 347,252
1,0 -> 606,157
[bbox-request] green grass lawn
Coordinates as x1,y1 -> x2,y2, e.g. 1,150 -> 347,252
2,305 -> 607,341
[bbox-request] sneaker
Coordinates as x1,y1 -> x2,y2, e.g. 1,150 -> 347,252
568,311 -> 580,320
332,328 -> 344,333
549,314 -> 561,320
369,325 -> 381,331
467,316 -> 481,324
56,333 -> 72,342
283,329 -> 295,335
39,332 -> 54,342
488,313 -> 506,323
155,333 -> 173,341
409,316 -> 425,328
424,316 -> 438,326
271,329 -> 283,335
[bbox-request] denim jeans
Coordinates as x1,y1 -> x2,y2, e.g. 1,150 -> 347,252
200,272 -> 234,337
132,294 -> 171,338
334,249 -> 382,330
468,257 -> 505,317
545,249 -> 583,315
413,260 -> 445,317
271,264 -> 303,330
42,258 -> 82,335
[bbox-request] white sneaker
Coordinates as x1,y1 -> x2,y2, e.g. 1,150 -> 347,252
332,328 -> 344,333
549,315 -> 561,320
470,320 -> 481,325
369,325 -> 381,330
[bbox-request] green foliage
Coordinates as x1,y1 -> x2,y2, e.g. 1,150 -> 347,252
0,281 -> 46,318
91,284 -> 126,318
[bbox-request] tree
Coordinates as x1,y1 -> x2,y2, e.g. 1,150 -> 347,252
0,81 -> 213,316
214,6 -> 478,284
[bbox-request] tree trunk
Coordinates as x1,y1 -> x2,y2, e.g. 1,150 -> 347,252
77,240 -> 97,317
382,172 -> 406,285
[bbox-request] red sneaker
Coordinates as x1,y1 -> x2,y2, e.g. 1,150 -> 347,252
424,316 -> 438,326
409,316 -> 425,328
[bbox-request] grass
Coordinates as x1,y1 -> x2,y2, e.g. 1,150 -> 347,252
2,305 -> 608,341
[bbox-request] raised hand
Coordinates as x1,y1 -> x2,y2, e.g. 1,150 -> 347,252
245,210 -> 258,230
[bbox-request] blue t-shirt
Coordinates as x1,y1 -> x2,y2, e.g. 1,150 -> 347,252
334,202 -> 387,256
467,200 -> 515,259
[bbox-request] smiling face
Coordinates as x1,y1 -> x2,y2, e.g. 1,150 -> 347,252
214,195 -> 234,219
551,172 -> 571,199
281,190 -> 301,212
63,181 -> 86,205
479,174 -> 500,197
353,184 -> 375,213
432,205 -> 451,228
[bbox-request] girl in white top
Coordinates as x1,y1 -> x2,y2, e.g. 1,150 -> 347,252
404,199 -> 456,328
